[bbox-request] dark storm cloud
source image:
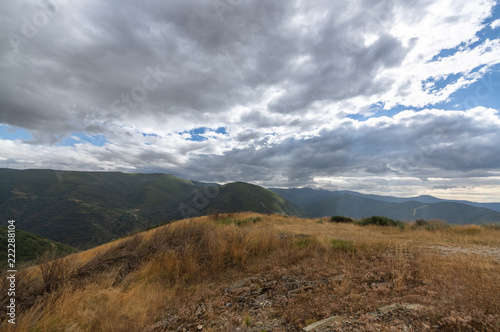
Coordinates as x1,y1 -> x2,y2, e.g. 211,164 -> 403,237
268,33 -> 408,114
1,1 -> 292,136
365,163 -> 398,174
0,0 -> 416,141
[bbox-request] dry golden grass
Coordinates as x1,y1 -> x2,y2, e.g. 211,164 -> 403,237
257,214 -> 500,247
1,213 -> 499,331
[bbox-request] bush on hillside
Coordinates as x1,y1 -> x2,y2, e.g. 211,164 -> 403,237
356,216 -> 405,229
414,218 -> 428,227
329,215 -> 354,223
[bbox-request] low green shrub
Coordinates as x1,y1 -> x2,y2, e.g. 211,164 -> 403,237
329,215 -> 354,223
215,218 -> 234,225
415,218 -> 428,226
356,216 -> 405,229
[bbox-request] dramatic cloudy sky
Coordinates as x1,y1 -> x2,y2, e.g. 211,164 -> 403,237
1,0 -> 500,201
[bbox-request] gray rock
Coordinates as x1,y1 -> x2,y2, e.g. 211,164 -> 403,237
225,277 -> 258,294
303,316 -> 345,331
368,303 -> 423,318
302,303 -> 423,331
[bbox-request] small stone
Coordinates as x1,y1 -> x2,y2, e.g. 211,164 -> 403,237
303,315 -> 345,331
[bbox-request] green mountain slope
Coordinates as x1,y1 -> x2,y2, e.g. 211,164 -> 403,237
0,169 -> 199,248
268,188 -> 339,209
0,169 -> 306,248
306,193 -> 390,219
179,182 -> 308,218
0,226 -> 77,268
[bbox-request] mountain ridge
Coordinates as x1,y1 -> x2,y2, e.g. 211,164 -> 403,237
269,188 -> 500,224
269,187 -> 500,212
0,169 -> 304,248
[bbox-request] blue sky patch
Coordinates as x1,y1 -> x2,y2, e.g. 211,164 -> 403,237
441,63 -> 500,111
482,3 -> 500,32
142,133 -> 159,137
183,127 -> 227,141
58,133 -> 107,147
0,125 -> 32,141
429,43 -> 466,63
422,73 -> 464,93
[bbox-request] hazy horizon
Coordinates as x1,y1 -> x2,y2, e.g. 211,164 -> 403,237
2,167 -> 499,203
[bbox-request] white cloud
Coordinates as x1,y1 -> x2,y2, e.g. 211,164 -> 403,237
491,19 -> 500,29
373,0 -> 500,109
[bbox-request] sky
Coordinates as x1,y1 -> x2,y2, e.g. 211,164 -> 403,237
1,0 -> 500,202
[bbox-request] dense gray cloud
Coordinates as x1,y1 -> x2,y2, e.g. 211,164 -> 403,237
0,0 -> 499,201
0,0 -> 416,139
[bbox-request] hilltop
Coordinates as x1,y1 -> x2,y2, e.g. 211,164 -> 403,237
0,169 -> 304,248
1,213 -> 499,331
181,182 -> 307,218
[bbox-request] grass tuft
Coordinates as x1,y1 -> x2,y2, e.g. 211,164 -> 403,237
330,239 -> 356,254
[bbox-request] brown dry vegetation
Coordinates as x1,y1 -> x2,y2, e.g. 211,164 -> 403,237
1,213 -> 500,331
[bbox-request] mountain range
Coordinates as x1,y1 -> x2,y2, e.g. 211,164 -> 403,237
0,169 -> 303,248
269,188 -> 500,223
1,168 -> 499,249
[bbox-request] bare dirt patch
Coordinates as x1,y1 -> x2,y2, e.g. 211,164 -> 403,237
425,245 -> 500,260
